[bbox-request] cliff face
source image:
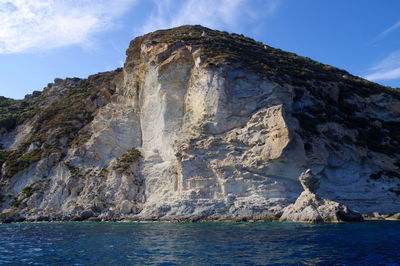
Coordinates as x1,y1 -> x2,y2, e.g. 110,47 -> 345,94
1,25 -> 399,222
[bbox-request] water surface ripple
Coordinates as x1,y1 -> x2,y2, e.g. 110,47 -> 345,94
0,221 -> 399,265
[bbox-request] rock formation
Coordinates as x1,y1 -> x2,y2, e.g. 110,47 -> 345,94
280,170 -> 363,222
299,169 -> 320,193
0,25 -> 399,222
386,213 -> 400,220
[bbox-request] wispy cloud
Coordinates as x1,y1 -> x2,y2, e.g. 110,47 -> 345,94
374,20 -> 400,42
138,0 -> 279,35
0,0 -> 138,54
365,51 -> 400,81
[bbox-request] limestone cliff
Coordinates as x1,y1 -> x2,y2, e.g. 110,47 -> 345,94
0,25 -> 399,222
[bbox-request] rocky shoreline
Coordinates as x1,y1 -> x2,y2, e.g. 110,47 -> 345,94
1,213 -> 400,224
2,171 -> 399,224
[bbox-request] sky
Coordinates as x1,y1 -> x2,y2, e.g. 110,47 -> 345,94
0,0 -> 400,99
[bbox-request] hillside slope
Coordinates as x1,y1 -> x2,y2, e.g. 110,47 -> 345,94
1,25 -> 399,222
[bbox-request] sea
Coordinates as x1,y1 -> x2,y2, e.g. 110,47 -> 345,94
0,221 -> 399,265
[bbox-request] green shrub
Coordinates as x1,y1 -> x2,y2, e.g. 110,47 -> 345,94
115,148 -> 141,170
0,95 -> 43,132
22,186 -> 35,197
65,162 -> 83,178
99,168 -> 109,177
71,132 -> 93,146
26,71 -> 117,155
11,199 -> 22,208
3,149 -> 42,178
0,149 -> 11,165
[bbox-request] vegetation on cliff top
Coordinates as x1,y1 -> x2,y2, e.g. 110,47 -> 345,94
0,94 -> 43,132
0,69 -> 121,179
129,25 -> 399,97
127,25 -> 400,159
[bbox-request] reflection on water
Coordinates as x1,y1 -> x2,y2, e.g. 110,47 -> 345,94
0,221 -> 399,265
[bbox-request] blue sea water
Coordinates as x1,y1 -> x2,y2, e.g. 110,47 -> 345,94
0,221 -> 399,265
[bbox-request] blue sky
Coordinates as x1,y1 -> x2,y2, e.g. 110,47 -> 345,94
1,0 -> 399,99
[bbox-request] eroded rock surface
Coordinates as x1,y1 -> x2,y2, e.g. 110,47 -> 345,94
299,169 -> 320,193
0,25 -> 399,222
386,213 -> 400,220
280,170 -> 363,222
280,191 -> 363,222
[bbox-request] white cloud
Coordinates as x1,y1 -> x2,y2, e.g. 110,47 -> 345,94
374,20 -> 400,41
138,0 -> 279,35
365,67 -> 400,81
365,51 -> 400,81
0,0 -> 138,54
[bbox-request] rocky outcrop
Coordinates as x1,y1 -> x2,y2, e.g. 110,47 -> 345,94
385,213 -> 400,220
280,170 -> 363,222
0,25 -> 399,222
299,169 -> 320,193
280,191 -> 364,222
